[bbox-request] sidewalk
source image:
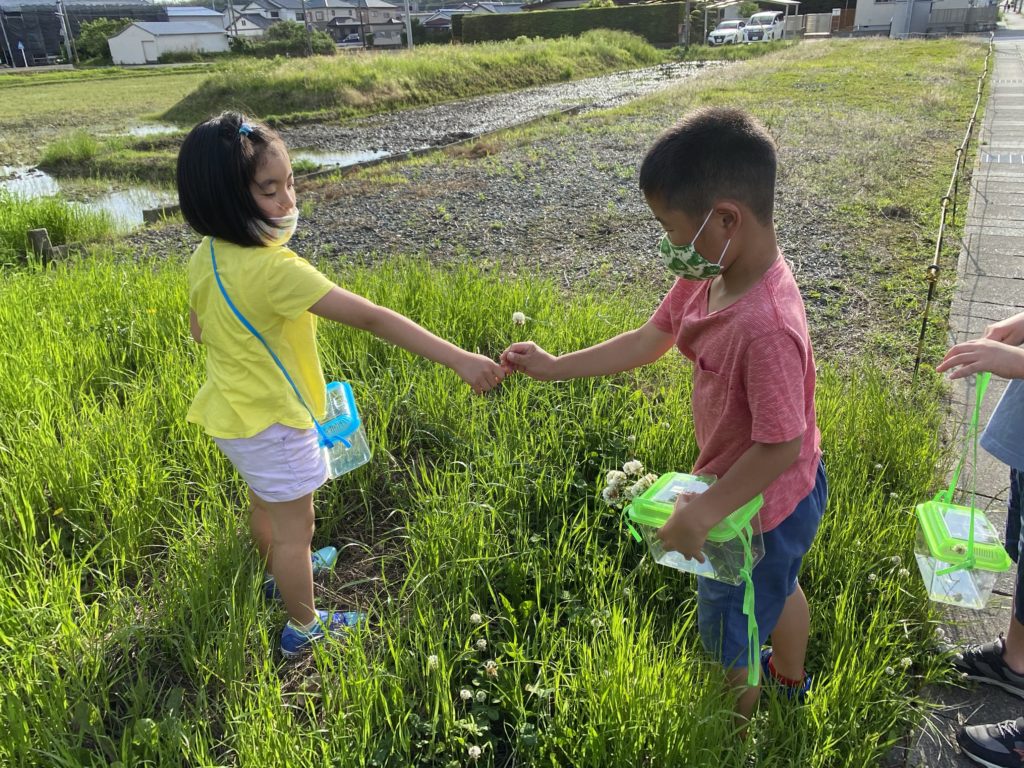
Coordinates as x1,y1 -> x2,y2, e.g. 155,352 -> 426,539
901,15 -> 1024,768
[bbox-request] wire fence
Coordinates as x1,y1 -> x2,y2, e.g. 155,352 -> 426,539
912,31 -> 996,380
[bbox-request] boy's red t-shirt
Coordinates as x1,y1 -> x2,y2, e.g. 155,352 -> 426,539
650,256 -> 821,532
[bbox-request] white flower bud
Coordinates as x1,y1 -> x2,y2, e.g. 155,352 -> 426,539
512,311 -> 526,326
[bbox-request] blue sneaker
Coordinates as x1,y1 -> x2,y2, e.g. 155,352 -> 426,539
760,648 -> 812,701
280,609 -> 366,659
263,546 -> 339,600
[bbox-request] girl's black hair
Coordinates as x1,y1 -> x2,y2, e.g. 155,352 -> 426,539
176,111 -> 283,247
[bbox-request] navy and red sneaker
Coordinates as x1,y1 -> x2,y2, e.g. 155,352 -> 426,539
760,647 -> 812,702
952,636 -> 1024,699
958,718 -> 1024,768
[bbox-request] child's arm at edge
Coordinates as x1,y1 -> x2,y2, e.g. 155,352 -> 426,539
189,309 -> 203,344
309,286 -> 504,394
657,436 -> 803,561
501,320 -> 676,381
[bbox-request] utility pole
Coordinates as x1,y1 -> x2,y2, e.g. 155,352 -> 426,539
0,11 -> 13,68
56,0 -> 78,64
300,0 -> 312,54
403,0 -> 413,48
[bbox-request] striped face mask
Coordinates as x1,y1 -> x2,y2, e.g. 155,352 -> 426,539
658,209 -> 731,281
257,209 -> 299,247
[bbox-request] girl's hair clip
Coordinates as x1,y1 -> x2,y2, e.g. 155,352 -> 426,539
238,123 -> 254,137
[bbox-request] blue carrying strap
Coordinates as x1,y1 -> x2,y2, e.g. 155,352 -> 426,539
209,238 -> 348,449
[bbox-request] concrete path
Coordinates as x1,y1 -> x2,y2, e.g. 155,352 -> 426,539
898,14 -> 1024,768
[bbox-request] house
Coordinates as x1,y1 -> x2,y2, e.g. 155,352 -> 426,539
165,5 -> 224,25
0,0 -> 162,67
107,19 -> 228,63
227,0 -> 304,23
418,1 -> 520,31
323,14 -> 361,40
853,0 -> 998,35
224,11 -> 273,35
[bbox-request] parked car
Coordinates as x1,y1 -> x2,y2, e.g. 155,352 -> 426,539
707,19 -> 746,46
338,33 -> 362,46
744,11 -> 785,42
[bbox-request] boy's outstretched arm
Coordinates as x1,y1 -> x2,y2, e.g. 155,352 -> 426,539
309,286 -> 504,394
501,320 -> 675,381
937,310 -> 1024,380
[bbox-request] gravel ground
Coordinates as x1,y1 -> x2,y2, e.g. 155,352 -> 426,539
278,61 -> 724,155
125,62 -> 858,361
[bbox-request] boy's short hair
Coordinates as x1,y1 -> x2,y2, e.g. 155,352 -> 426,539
176,111 -> 283,248
639,107 -> 777,226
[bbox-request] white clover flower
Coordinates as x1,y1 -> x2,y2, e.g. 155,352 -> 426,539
875,463 -> 883,471
591,616 -> 603,629
427,654 -> 439,670
468,745 -> 482,760
900,657 -> 913,668
661,422 -> 671,429
626,435 -> 636,444
485,660 -> 498,678
868,573 -> 877,582
936,627 -> 947,640
885,666 -> 895,676
512,311 -> 526,326
626,480 -> 650,500
623,460 -> 644,476
622,587 -> 632,598
460,689 -> 473,701
476,638 -> 488,651
898,568 -> 910,578
642,473 -> 659,486
890,556 -> 901,565
890,492 -> 898,499
475,689 -> 488,703
601,486 -> 621,505
470,613 -> 482,624
606,470 -> 628,488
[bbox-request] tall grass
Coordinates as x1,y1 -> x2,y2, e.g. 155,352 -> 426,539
0,254 -> 950,766
0,190 -> 114,259
39,131 -> 182,183
163,30 -> 664,125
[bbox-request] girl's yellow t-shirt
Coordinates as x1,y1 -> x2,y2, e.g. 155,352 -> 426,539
187,236 -> 335,439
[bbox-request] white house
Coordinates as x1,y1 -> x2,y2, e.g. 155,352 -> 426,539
225,11 -> 274,36
165,5 -> 225,24
854,0 -> 997,35
107,21 -> 228,64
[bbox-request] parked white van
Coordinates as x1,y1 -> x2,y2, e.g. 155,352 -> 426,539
744,11 -> 785,41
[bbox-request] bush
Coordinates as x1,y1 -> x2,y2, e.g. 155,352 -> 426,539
76,17 -> 134,62
461,3 -> 686,46
230,21 -> 335,58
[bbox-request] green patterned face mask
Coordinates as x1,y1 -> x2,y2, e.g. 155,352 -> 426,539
659,209 -> 731,281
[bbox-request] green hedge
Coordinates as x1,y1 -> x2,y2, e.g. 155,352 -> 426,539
461,3 -> 685,46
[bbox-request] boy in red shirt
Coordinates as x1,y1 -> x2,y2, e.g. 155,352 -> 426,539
501,106 -> 826,718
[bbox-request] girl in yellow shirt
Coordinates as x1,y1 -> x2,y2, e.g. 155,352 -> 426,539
178,112 -> 504,658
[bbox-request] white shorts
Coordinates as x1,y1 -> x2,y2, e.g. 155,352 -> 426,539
213,423 -> 328,503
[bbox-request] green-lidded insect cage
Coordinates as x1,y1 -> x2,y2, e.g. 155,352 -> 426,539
915,372 -> 1011,609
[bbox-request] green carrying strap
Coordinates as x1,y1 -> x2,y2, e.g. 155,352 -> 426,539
935,371 -> 990,577
624,505 -> 641,542
738,521 -> 760,688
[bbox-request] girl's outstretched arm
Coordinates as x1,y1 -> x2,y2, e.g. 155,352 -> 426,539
309,286 -> 504,394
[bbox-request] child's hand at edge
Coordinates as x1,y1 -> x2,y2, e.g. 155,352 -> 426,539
937,337 -> 1024,380
454,351 -> 506,395
501,342 -> 559,380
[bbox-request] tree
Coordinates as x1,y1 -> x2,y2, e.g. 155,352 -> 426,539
264,20 -> 336,55
739,1 -> 760,17
76,17 -> 134,62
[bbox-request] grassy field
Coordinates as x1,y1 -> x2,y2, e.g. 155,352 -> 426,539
1,254 -> 948,767
0,189 -> 115,261
0,36 -> 989,767
0,70 -> 206,165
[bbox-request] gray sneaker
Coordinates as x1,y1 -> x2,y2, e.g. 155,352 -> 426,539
958,718 -> 1024,768
952,636 -> 1024,699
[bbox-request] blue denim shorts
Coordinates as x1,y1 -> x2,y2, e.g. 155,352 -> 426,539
1001,467 -> 1024,625
697,459 -> 827,670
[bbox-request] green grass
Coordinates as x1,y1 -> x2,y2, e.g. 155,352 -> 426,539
670,40 -> 796,61
0,253 -> 951,766
39,131 -> 183,184
163,30 -> 665,126
0,70 -> 206,165
0,190 -> 115,260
